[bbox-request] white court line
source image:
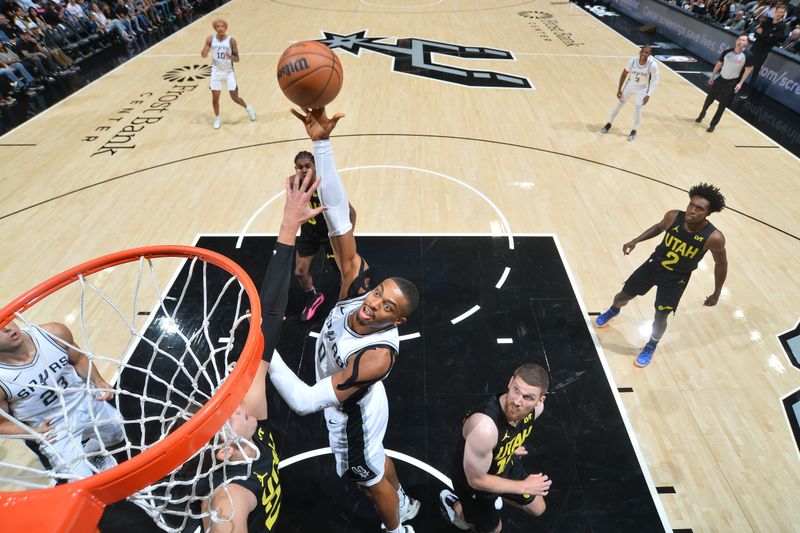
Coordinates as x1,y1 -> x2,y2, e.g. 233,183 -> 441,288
144,52 -> 282,57
516,52 -> 631,58
308,331 -> 319,338
237,165 -> 515,250
450,305 -> 480,325
361,0 -> 443,6
551,235 -> 672,530
399,332 -> 421,341
495,266 -> 511,289
496,338 -> 513,344
278,447 -> 453,488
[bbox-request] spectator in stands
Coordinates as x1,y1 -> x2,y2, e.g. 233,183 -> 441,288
42,2 -> 64,27
0,14 -> 22,42
90,2 -> 132,43
725,10 -> 749,30
25,23 -> 77,72
0,54 -> 41,93
743,3 -> 787,96
65,0 -> 89,21
16,29 -> 62,79
0,39 -> 52,84
782,27 -> 800,52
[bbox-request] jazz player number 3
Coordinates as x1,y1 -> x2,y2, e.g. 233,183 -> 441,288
594,183 -> 728,367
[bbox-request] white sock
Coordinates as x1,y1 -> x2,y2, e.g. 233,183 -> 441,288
386,526 -> 403,533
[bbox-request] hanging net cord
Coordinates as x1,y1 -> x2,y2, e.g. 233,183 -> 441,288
0,255 -> 259,532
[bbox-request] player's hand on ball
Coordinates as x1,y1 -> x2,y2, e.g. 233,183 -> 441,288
290,106 -> 345,141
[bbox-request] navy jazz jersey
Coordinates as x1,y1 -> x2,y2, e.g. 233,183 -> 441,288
650,211 -> 716,276
452,394 -> 536,499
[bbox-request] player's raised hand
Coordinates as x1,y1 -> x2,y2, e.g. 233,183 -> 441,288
283,168 -> 325,229
290,106 -> 345,141
521,473 -> 552,496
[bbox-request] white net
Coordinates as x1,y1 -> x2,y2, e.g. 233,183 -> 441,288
0,252 -> 261,532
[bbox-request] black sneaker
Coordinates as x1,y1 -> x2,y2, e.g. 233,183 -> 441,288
300,291 -> 325,322
600,122 -> 611,134
627,129 -> 637,141
706,125 -> 716,132
694,115 -> 703,123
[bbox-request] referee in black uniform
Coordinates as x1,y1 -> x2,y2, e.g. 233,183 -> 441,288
695,34 -> 753,132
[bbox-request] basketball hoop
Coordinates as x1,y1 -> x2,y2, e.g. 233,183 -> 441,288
0,246 -> 264,532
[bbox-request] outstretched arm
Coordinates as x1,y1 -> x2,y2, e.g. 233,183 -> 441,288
240,169 -> 325,419
623,209 -> 677,255
291,106 -> 367,299
269,346 -> 393,416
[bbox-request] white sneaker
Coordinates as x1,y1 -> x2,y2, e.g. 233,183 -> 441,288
399,495 -> 421,523
246,105 -> 256,121
439,489 -> 469,530
213,116 -> 221,129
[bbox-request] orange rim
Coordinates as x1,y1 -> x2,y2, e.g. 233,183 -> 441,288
0,245 -> 264,532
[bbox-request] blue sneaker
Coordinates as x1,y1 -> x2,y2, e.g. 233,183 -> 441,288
635,343 -> 657,367
594,308 -> 620,328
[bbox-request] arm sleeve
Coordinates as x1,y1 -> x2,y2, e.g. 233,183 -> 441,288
646,61 -> 660,96
267,351 -> 340,415
259,242 -> 293,362
312,139 -> 353,237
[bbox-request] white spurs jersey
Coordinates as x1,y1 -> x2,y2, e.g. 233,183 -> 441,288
625,56 -> 659,92
315,294 -> 400,399
210,35 -> 234,72
0,327 -> 87,427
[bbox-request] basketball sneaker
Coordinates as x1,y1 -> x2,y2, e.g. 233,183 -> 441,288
627,130 -> 637,141
399,494 -> 421,523
246,105 -> 256,121
439,489 -> 469,530
694,113 -> 704,123
300,290 -> 324,322
213,116 -> 221,129
635,342 -> 657,367
594,307 -> 620,328
600,122 -> 611,134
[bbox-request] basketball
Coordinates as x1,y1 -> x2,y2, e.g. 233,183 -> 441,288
277,41 -> 343,109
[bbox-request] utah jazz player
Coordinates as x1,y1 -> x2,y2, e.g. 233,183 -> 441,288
439,363 -> 552,533
594,183 -> 728,367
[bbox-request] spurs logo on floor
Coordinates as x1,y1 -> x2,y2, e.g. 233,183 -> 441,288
318,30 -> 532,89
163,64 -> 212,82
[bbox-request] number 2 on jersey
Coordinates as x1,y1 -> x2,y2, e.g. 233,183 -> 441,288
661,251 -> 679,271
